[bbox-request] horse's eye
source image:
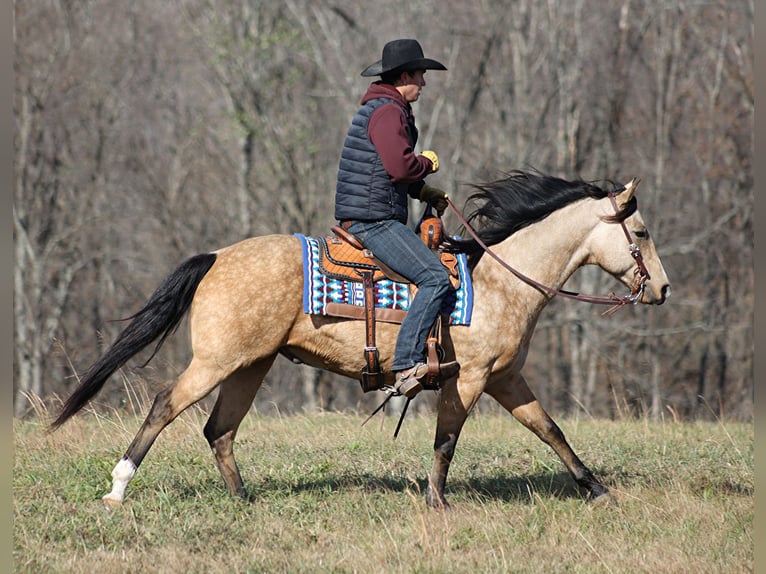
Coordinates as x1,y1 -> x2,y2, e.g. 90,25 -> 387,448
634,229 -> 649,239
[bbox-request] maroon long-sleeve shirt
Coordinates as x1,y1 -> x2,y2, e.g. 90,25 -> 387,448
362,82 -> 434,184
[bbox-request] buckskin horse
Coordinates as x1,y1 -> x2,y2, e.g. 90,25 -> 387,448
51,170 -> 670,507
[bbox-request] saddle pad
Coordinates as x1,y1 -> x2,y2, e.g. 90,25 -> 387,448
296,233 -> 473,326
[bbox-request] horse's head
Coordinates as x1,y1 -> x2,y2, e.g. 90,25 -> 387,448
448,170 -> 671,307
589,178 -> 671,305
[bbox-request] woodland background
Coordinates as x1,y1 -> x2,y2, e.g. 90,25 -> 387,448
13,0 -> 753,421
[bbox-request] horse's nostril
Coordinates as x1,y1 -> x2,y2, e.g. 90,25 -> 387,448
661,284 -> 671,302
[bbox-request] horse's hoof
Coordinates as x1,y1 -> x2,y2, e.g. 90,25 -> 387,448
102,494 -> 124,507
589,490 -> 617,506
425,493 -> 451,510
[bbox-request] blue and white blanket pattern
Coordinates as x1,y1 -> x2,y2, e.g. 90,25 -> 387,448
296,233 -> 473,326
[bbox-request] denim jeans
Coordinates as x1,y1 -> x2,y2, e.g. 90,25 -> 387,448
347,219 -> 451,372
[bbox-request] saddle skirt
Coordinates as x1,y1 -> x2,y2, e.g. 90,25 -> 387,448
296,233 -> 473,326
317,234 -> 389,283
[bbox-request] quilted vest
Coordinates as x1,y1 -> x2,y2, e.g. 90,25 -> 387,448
334,97 -> 416,224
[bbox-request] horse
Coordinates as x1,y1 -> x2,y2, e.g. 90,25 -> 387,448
50,170 -> 670,508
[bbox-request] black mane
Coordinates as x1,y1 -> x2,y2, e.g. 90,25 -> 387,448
446,170 -> 633,261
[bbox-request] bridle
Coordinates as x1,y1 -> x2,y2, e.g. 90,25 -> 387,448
445,186 -> 651,316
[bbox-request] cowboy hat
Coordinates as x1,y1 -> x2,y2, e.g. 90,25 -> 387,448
360,38 -> 447,77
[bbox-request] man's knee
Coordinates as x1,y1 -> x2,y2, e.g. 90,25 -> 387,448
429,266 -> 452,295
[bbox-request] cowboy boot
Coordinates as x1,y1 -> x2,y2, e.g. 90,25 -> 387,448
394,361 -> 460,398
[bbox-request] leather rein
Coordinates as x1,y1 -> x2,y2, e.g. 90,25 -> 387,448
445,190 -> 651,316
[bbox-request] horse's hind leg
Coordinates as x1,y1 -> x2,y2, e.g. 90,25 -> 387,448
203,358 -> 274,498
485,375 -> 613,501
102,357 -> 227,505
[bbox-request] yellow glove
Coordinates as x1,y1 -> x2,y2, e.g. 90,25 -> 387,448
419,150 -> 439,173
419,185 -> 449,215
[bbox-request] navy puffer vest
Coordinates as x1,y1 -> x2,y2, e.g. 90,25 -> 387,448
334,97 -> 416,224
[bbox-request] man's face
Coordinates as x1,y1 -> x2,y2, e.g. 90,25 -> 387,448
397,70 -> 427,102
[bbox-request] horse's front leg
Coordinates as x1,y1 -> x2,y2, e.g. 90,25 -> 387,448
426,373 -> 484,508
485,374 -> 613,502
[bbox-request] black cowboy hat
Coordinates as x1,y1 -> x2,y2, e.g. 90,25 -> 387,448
360,38 -> 447,77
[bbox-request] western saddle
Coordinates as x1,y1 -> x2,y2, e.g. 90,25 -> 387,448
323,216 -> 459,392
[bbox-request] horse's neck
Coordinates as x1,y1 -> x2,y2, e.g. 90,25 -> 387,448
476,200 -> 594,309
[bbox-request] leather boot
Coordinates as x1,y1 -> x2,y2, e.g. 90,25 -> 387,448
394,361 -> 460,398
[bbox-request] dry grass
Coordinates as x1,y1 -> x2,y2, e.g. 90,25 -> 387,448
14,407 -> 753,573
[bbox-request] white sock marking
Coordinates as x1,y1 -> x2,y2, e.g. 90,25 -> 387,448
102,457 -> 137,503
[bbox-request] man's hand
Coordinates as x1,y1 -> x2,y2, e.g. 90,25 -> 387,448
419,185 -> 449,215
419,150 -> 439,173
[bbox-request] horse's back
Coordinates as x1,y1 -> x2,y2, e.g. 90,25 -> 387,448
212,233 -> 302,274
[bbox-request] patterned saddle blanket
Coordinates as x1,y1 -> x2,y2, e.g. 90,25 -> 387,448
296,233 -> 473,326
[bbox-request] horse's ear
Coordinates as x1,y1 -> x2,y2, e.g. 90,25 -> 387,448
619,177 -> 640,207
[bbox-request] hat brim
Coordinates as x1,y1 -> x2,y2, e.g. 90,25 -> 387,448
360,58 -> 447,77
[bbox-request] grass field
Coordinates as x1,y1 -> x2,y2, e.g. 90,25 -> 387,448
14,408 -> 752,573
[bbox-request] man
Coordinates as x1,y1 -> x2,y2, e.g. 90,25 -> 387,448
334,38 -> 459,398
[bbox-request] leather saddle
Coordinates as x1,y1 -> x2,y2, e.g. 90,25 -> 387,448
321,222 -> 460,289
320,218 -> 458,393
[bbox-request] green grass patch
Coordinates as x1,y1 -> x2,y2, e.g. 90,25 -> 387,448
14,412 -> 752,573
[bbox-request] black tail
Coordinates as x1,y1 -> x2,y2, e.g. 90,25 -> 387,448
50,253 -> 217,430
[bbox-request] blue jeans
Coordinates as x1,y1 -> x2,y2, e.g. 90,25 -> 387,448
347,219 -> 452,371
